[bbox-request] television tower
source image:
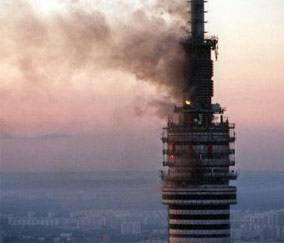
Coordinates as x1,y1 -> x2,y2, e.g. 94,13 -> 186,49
161,1 -> 237,242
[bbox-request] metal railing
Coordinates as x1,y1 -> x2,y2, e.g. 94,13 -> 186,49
163,159 -> 235,167
161,170 -> 238,181
162,134 -> 235,143
163,149 -> 235,156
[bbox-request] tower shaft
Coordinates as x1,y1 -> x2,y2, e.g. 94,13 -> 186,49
161,1 -> 237,242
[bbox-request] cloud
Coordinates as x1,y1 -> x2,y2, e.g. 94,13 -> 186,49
0,133 -> 73,140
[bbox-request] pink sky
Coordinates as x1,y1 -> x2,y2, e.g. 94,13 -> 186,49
0,0 -> 283,172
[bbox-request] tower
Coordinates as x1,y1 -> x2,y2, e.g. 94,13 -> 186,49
161,1 -> 237,242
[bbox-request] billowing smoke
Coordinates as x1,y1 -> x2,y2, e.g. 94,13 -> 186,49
0,0 -> 188,119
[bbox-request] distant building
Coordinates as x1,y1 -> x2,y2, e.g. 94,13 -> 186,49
121,221 -> 141,235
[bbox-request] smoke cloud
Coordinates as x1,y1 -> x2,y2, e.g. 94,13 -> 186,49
1,0 -> 187,99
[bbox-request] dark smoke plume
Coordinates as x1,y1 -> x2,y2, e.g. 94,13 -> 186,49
0,0 -> 188,117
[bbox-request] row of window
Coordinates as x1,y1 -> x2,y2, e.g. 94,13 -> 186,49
170,234 -> 230,239
167,144 -> 230,153
163,194 -> 236,201
170,224 -> 230,230
169,214 -> 230,220
169,205 -> 230,210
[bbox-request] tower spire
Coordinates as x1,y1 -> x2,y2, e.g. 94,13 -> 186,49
189,0 -> 206,41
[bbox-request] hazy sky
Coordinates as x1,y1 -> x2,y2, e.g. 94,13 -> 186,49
0,0 -> 283,172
